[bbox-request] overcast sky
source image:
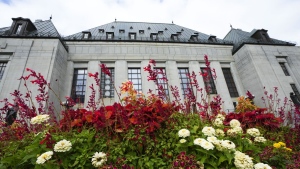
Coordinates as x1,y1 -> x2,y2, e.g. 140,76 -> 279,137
0,0 -> 299,45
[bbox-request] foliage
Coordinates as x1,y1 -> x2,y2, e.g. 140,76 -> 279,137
0,56 -> 300,168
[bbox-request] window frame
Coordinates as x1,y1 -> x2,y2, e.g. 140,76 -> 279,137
0,62 -> 7,80
100,68 -> 115,98
178,68 -> 193,98
279,62 -> 290,76
222,68 -> 239,97
155,68 -> 169,96
128,68 -> 142,93
201,68 -> 217,94
71,68 -> 88,103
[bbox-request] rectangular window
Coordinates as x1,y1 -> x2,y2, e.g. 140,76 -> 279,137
279,62 -> 290,76
201,68 -> 217,94
222,68 -> 239,97
291,84 -> 300,100
178,68 -> 192,98
83,33 -> 89,39
107,33 -> 113,39
0,62 -> 7,80
129,33 -> 136,40
155,68 -> 169,96
14,24 -> 22,35
128,68 -> 142,93
100,68 -> 115,98
71,69 -> 87,103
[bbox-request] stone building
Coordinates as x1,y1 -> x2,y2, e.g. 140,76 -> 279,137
0,17 -> 299,115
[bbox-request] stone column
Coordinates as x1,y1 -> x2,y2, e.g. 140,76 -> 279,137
166,61 -> 182,102
141,60 -> 156,95
85,61 -> 101,107
210,61 -> 234,112
115,60 -> 127,102
230,62 -> 245,96
188,61 -> 205,103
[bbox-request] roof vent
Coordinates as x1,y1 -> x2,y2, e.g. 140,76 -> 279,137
139,30 -> 144,34
130,26 -> 133,29
148,27 -> 151,30
165,28 -> 168,30
111,26 -> 115,29
194,32 -> 199,35
35,19 -> 42,22
181,28 -> 184,31
158,31 -> 163,35
177,32 -> 181,35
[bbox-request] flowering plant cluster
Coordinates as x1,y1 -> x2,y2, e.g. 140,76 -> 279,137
1,56 -> 300,168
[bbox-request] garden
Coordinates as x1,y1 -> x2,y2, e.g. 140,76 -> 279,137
0,55 -> 300,169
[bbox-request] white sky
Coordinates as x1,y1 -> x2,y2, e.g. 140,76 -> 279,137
0,0 -> 299,45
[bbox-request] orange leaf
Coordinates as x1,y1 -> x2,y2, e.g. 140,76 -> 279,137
105,111 -> 113,119
71,119 -> 82,127
129,117 -> 138,124
85,114 -> 93,122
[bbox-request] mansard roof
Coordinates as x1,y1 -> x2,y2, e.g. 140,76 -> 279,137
0,17 -> 60,38
64,21 -> 232,45
224,28 -> 295,54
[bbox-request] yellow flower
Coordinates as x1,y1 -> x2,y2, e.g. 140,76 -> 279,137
278,142 -> 286,147
273,143 -> 281,148
285,148 -> 292,151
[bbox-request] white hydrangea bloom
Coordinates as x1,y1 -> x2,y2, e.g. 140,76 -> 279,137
254,137 -> 267,143
234,151 -> 254,169
179,139 -> 187,143
229,119 -> 241,128
91,152 -> 107,167
213,118 -> 223,127
36,151 -> 53,164
199,140 -> 215,150
254,163 -> 272,169
194,138 -> 206,146
215,129 -> 225,137
247,128 -> 261,137
216,114 -> 225,121
220,140 -> 236,150
54,139 -> 72,152
207,136 -> 219,144
178,129 -> 190,138
202,126 -> 215,136
30,114 -> 50,124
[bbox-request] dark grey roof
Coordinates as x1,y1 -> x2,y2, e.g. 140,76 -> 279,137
0,19 -> 60,38
64,21 -> 232,45
224,28 -> 295,54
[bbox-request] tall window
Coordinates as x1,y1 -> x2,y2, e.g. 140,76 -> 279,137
178,68 -> 192,98
291,84 -> 300,100
100,68 -> 115,98
0,62 -> 7,80
279,62 -> 290,76
156,68 -> 169,96
14,24 -> 22,35
222,68 -> 239,97
201,68 -> 217,94
128,68 -> 142,93
71,69 -> 87,103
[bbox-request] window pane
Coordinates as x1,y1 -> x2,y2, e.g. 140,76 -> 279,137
100,68 -> 115,98
222,68 -> 238,97
71,68 -> 87,103
201,68 -> 217,94
178,68 -> 193,98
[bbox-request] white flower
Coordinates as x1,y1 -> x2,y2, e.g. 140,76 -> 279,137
247,128 -> 261,137
207,136 -> 219,144
216,114 -> 225,121
234,151 -> 254,169
254,137 -> 267,143
202,126 -> 215,136
194,138 -> 206,146
30,114 -> 50,124
215,129 -> 225,137
220,140 -> 236,150
199,140 -> 215,150
229,119 -> 241,128
254,163 -> 272,169
179,139 -> 187,143
227,127 -> 243,137
213,118 -> 223,127
54,139 -> 72,152
91,152 -> 107,167
178,129 -> 190,138
36,151 -> 53,164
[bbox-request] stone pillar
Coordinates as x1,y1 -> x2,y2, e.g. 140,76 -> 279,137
85,61 -> 100,107
188,61 -> 205,103
115,60 -> 127,102
165,61 -> 182,102
211,61 -> 234,112
230,62 -> 245,96
63,61 -> 74,99
141,60 -> 156,95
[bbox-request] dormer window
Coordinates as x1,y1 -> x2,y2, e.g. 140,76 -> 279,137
119,29 -> 125,34
130,26 -> 133,29
208,36 -> 217,42
99,29 -> 104,33
111,26 -> 115,29
106,32 -> 114,39
151,33 -> 158,40
129,33 -> 136,40
171,34 -> 178,41
148,27 -> 151,30
177,32 -> 181,35
251,29 -> 271,42
158,31 -> 163,35
139,30 -> 144,34
190,35 -> 198,42
82,31 -> 91,39
14,24 -> 22,35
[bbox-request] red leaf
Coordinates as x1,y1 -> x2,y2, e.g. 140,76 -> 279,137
105,111 -> 113,119
129,117 -> 138,124
85,114 -> 93,122
71,119 -> 82,127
